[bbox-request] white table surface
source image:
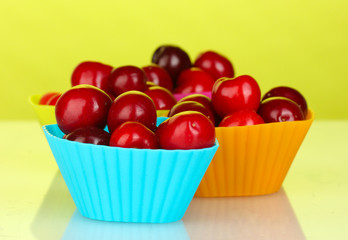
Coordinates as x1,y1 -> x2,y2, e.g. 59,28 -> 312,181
1,120 -> 347,240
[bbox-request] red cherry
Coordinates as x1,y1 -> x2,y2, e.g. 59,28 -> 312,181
109,122 -> 159,149
46,94 -> 61,105
174,80 -> 213,94
108,66 -> 147,97
262,86 -> 308,116
55,85 -> 113,134
107,91 -> 157,134
178,94 -> 213,113
65,126 -> 110,145
174,67 -> 215,94
212,75 -> 261,118
219,110 -> 264,127
194,51 -> 234,80
168,101 -> 215,125
151,45 -> 191,82
39,92 -> 61,105
71,61 -> 113,93
144,86 -> 177,110
142,65 -> 173,92
176,67 -> 215,87
156,111 -> 215,149
257,97 -> 305,123
178,94 -> 219,124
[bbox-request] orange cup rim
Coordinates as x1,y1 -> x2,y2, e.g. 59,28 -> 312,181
215,109 -> 314,130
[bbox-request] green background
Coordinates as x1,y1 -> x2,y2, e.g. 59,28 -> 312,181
1,0 -> 347,119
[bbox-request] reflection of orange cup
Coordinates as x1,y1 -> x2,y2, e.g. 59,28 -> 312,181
195,110 -> 314,197
184,188 -> 305,239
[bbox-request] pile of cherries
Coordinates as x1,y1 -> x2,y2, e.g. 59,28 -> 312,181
55,87 -> 215,150
42,44 -> 308,149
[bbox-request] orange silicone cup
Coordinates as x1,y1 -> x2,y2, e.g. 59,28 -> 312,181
195,110 -> 314,197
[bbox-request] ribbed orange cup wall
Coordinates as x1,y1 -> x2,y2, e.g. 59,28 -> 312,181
195,110 -> 314,197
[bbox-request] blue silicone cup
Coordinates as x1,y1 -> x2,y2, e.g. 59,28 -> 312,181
43,118 -> 219,223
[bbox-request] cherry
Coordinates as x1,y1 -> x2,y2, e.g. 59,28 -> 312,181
39,92 -> 61,105
108,65 -> 147,97
212,75 -> 261,118
262,86 -> 308,116
46,94 -> 61,105
257,97 -> 305,123
142,65 -> 173,91
151,45 -> 191,82
219,110 -> 264,127
71,61 -> 113,93
55,85 -> 113,134
168,101 -> 215,125
194,51 -> 234,80
65,126 -> 110,145
178,94 -> 213,113
107,91 -> 157,134
178,94 -> 219,124
156,111 -> 215,149
174,67 -> 215,94
144,86 -> 177,110
109,122 -> 159,149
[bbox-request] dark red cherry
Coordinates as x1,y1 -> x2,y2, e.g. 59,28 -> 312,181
151,45 -> 191,83
65,126 -> 110,145
262,86 -> 308,116
108,65 -> 147,97
258,97 -> 305,123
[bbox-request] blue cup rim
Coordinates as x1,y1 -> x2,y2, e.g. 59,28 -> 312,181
43,123 -> 219,153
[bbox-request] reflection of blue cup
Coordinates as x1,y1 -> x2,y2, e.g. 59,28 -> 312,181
62,210 -> 190,240
43,118 -> 218,223
30,171 -> 75,240
183,188 -> 305,239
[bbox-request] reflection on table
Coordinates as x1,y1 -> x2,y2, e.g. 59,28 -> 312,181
31,171 -> 75,240
183,188 -> 305,240
62,211 -> 189,240
30,170 -> 305,240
